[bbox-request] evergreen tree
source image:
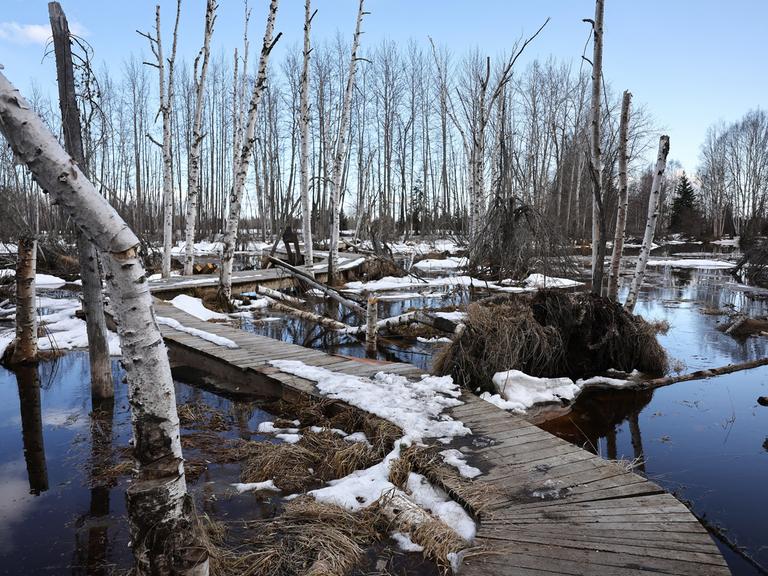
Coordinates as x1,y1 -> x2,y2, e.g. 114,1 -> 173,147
670,173 -> 698,232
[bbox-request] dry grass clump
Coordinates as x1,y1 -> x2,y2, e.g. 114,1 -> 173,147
219,497 -> 385,576
434,290 -> 668,389
241,429 -> 378,492
391,445 -> 497,516
178,401 -> 230,432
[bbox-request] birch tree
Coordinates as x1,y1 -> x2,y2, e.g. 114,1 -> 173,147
300,0 -> 316,274
625,135 -> 670,313
139,1 -> 181,279
0,72 -> 208,575
219,0 -> 280,303
586,0 -> 606,295
48,0 -> 113,399
7,236 -> 37,365
606,90 -> 631,301
183,0 -> 217,276
328,0 -> 366,283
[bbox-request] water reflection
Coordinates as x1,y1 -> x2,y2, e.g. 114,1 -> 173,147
15,364 -> 48,495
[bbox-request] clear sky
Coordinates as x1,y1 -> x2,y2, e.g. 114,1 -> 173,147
1,0 -> 766,173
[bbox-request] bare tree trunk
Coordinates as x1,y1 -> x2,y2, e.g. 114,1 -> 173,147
184,0 -> 217,276
48,1 -> 113,399
9,236 -> 38,365
300,0 -> 316,275
219,0 -> 280,302
588,0 -> 605,295
268,300 -> 351,331
328,0 -> 366,283
0,71 -> 208,575
625,135 -> 670,313
606,90 -> 632,301
365,294 -> 377,357
140,2 -> 181,279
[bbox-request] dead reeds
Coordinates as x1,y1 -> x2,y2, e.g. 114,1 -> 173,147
434,290 -> 668,390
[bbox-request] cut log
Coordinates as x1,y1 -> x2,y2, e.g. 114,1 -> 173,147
267,300 -> 352,332
340,311 -> 418,335
248,284 -> 305,306
642,357 -> 768,390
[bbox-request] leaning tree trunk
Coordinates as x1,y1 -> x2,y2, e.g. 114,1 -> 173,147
328,0 -> 366,283
219,0 -> 280,302
625,135 -> 670,313
9,236 -> 38,365
0,72 -> 208,575
49,1 -> 113,399
299,0 -> 315,275
183,0 -> 216,276
588,0 -> 605,295
606,90 -> 632,301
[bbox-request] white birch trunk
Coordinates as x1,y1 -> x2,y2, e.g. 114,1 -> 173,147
219,0 -> 279,302
183,0 -> 216,276
268,300 -> 351,331
0,72 -> 208,575
328,0 -> 366,283
607,90 -> 632,301
588,0 -> 605,294
625,135 -> 670,313
365,294 -> 377,356
300,0 -> 315,275
9,236 -> 38,365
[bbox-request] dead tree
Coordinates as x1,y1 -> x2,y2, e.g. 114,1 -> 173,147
183,0 -> 217,276
8,236 -> 38,365
139,1 -> 181,279
607,90 -> 631,301
0,72 -> 208,575
328,0 -> 367,283
625,135 -> 670,312
219,0 -> 280,303
586,0 -> 605,295
48,1 -> 113,399
300,0 -> 316,275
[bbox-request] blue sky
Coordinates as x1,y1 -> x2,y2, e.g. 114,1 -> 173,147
1,0 -> 766,173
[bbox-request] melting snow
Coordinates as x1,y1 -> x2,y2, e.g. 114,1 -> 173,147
156,316 -> 238,348
169,294 -> 228,321
439,449 -> 482,478
232,480 -> 280,494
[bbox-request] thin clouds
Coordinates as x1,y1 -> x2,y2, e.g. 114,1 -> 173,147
0,20 -> 88,46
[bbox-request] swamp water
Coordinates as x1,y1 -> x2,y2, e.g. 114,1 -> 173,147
0,353 -> 441,575
239,254 -> 767,575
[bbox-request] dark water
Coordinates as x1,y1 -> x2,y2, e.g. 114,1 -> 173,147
0,353 -> 277,575
240,285 -> 469,371
542,266 -> 768,575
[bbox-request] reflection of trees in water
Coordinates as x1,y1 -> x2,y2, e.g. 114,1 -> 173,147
15,364 -> 48,495
541,388 -> 653,470
71,398 -> 114,575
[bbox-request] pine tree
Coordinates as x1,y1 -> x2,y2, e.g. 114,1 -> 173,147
670,173 -> 698,232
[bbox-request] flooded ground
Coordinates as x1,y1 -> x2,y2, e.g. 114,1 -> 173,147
1,241 -> 765,574
0,353 -> 282,575
542,266 -> 768,575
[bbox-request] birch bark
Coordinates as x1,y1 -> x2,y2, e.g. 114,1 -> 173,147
328,0 -> 366,283
299,0 -> 315,274
0,72 -> 208,575
588,0 -> 605,294
9,237 -> 38,365
219,0 -> 280,302
183,0 -> 216,276
625,135 -> 670,313
607,90 -> 632,301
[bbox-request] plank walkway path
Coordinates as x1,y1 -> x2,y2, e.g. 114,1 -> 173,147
154,301 -> 730,575
148,253 -> 364,298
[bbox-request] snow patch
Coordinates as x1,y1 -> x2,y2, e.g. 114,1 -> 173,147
169,294 -> 228,321
232,480 -> 280,494
156,316 -> 238,348
439,449 -> 481,478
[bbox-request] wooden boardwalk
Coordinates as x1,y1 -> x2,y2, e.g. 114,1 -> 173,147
149,254 -> 365,298
153,301 -> 730,575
